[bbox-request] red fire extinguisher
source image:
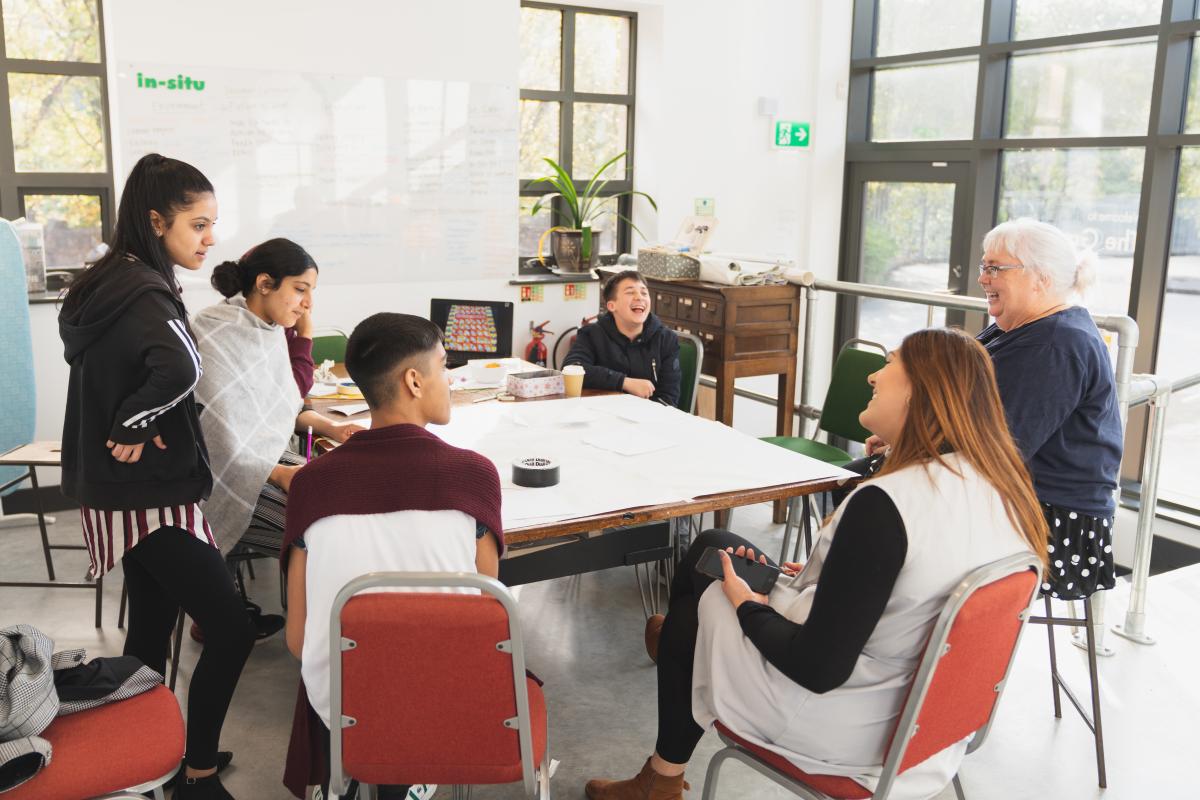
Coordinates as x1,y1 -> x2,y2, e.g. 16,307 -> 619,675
525,320 -> 553,367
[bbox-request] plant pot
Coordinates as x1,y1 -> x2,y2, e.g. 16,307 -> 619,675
551,229 -> 586,272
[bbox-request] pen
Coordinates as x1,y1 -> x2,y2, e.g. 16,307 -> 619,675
306,425 -> 313,462
651,358 -> 658,383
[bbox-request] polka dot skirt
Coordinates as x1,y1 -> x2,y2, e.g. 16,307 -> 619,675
1039,502 -> 1116,601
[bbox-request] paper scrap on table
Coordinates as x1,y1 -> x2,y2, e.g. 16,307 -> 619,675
582,432 -> 676,457
327,402 -> 369,416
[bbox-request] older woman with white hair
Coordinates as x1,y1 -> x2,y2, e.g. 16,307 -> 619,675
975,217 -> 1122,601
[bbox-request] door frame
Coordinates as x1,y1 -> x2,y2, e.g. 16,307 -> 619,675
835,160 -> 976,350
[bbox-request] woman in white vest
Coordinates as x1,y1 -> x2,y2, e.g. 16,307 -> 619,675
586,328 -> 1049,800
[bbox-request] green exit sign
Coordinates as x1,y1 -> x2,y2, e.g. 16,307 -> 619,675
774,120 -> 810,148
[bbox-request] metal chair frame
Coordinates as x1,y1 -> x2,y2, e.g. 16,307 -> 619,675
329,571 -> 551,799
1028,594 -> 1107,787
701,553 -> 1042,800
0,451 -> 104,628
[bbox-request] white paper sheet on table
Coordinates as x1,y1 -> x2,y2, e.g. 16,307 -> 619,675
430,395 -> 857,530
327,402 -> 369,416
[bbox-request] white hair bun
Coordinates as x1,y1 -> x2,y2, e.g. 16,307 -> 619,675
1073,249 -> 1097,296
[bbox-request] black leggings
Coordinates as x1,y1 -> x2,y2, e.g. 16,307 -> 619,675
122,526 -> 255,770
655,529 -> 774,764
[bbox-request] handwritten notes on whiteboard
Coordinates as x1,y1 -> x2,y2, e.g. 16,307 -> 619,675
118,63 -> 517,283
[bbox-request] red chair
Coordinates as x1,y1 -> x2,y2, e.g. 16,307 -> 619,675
700,552 -> 1041,800
329,572 -> 551,799
5,684 -> 184,800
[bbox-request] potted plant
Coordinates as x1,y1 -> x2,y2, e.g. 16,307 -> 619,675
528,151 -> 656,272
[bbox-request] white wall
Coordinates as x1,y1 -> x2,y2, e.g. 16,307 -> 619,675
28,0 -> 854,477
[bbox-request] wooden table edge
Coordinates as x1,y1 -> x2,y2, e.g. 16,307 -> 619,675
505,475 -> 850,545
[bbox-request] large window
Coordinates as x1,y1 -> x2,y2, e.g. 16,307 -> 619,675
845,0 -> 1200,515
0,0 -> 113,275
518,2 -> 637,272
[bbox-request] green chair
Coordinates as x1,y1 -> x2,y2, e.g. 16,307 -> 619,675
675,331 -> 704,414
310,327 -> 349,364
762,340 -> 887,562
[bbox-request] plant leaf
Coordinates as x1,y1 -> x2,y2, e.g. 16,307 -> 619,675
581,152 -> 627,208
543,157 -> 581,226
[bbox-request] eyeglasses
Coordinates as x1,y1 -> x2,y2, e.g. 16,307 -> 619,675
978,262 -> 1025,278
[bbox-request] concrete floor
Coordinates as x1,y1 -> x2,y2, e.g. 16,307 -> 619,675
2,501 -> 1198,799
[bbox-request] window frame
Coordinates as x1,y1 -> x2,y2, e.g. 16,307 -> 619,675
0,0 -> 115,270
518,1 -> 638,274
843,0 -> 1200,507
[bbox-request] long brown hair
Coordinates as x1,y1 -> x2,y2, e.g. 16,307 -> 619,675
875,328 -> 1049,566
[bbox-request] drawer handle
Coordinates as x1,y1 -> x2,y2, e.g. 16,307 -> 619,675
682,298 -> 694,307
701,302 -> 709,310
705,332 -> 715,341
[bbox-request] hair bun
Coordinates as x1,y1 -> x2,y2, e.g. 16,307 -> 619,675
1073,249 -> 1097,296
210,260 -> 244,297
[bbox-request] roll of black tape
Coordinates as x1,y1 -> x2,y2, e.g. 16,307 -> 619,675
512,456 -> 560,488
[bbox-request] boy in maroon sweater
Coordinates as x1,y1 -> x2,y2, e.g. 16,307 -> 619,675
280,313 -> 503,799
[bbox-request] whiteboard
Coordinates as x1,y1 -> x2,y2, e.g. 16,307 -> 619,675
116,62 -> 518,283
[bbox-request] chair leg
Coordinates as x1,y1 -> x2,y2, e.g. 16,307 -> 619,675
700,746 -> 734,800
94,574 -> 104,629
245,556 -> 255,580
1083,597 -> 1108,788
118,577 -> 128,629
1044,596 -> 1062,718
168,608 -> 185,692
778,498 -> 795,564
800,495 -> 814,560
952,773 -> 967,800
27,466 -> 57,581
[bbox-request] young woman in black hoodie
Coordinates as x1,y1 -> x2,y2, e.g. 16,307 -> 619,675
59,153 -> 253,800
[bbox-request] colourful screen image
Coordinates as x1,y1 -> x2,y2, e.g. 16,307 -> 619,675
444,304 -> 500,353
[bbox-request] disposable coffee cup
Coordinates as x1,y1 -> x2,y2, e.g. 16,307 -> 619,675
562,365 -> 585,397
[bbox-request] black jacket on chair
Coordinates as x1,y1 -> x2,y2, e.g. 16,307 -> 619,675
563,312 -> 681,407
58,261 -> 211,510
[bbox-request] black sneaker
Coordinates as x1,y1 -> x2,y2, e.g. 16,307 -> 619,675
172,771 -> 235,799
243,600 -> 285,644
165,752 -> 233,790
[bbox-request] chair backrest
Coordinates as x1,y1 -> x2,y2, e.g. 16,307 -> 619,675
817,342 -> 887,443
0,220 -> 36,495
329,572 -> 539,797
873,552 -> 1040,798
675,331 -> 704,414
311,327 -> 349,364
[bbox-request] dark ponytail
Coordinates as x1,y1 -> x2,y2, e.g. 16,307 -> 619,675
208,238 -> 318,298
63,153 -> 213,315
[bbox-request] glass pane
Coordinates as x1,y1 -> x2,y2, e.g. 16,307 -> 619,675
857,181 -> 956,349
572,103 -> 627,179
1014,0 -> 1161,40
1161,147 -> 1200,509
22,193 -> 102,269
519,99 -> 559,178
9,72 -> 107,172
871,60 -> 977,142
520,6 -> 561,91
1185,36 -> 1200,133
875,0 -> 985,57
1006,42 -> 1156,138
575,13 -> 630,94
588,196 -> 619,255
2,0 -> 101,62
519,196 -> 552,258
998,148 -> 1144,316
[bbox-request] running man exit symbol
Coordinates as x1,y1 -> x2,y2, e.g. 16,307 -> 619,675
774,121 -> 810,148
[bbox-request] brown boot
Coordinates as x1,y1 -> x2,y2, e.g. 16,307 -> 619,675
585,757 -> 689,800
644,614 -> 665,663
